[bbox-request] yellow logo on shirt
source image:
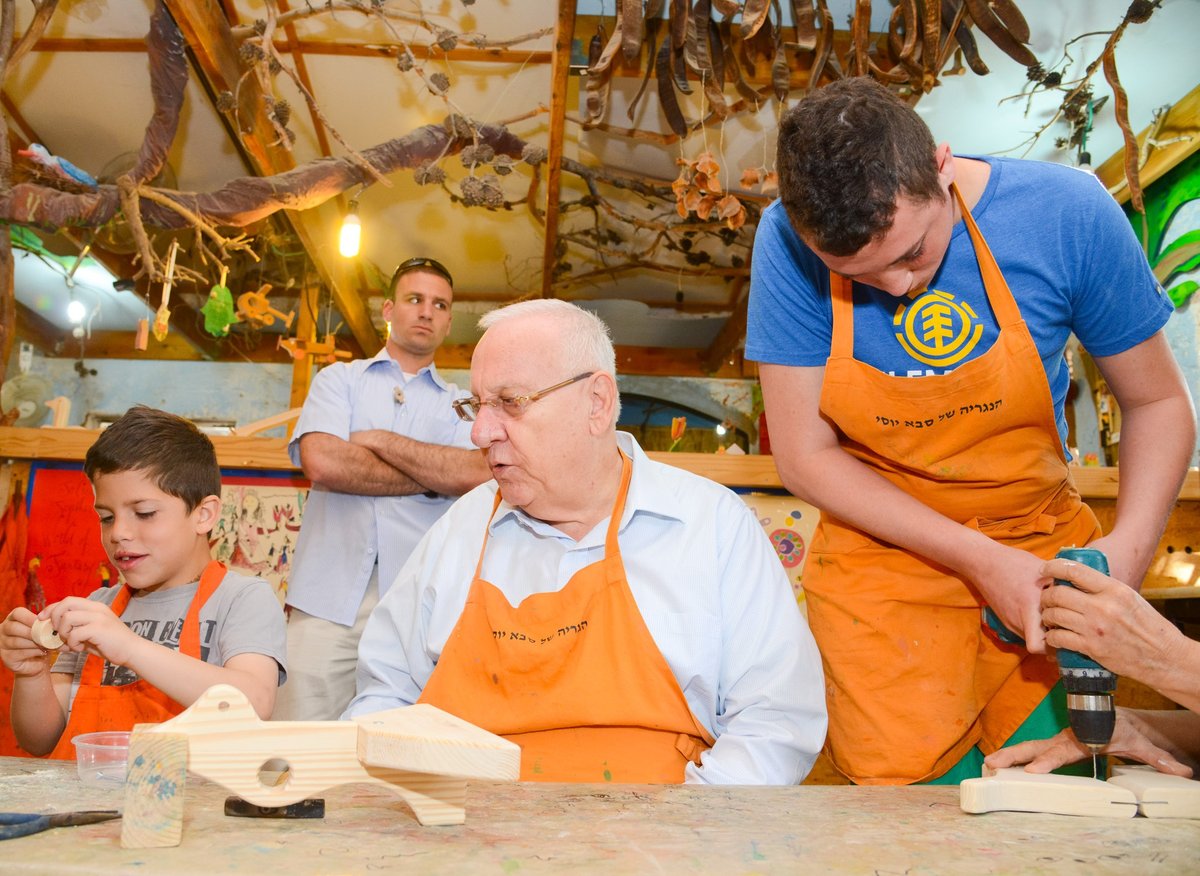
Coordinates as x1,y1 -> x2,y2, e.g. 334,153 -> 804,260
892,289 -> 983,367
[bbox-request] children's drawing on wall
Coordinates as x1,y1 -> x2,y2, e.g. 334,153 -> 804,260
744,494 -> 818,614
213,481 -> 306,602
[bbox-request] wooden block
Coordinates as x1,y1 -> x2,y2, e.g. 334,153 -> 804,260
121,731 -> 188,848
1109,764 -> 1200,818
960,767 -> 1137,818
143,685 -> 517,826
29,618 -> 63,650
354,703 -> 520,781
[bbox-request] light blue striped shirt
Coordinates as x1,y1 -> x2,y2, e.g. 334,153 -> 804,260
286,348 -> 474,626
347,432 -> 828,785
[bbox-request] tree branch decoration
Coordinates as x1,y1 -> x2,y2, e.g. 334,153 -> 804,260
999,0 -> 1163,212
0,0 -> 1154,384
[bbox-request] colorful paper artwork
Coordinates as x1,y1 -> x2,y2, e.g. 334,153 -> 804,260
212,479 -> 307,603
745,493 -> 819,612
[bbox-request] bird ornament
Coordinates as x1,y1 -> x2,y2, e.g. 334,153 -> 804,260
202,265 -> 239,337
17,143 -> 97,188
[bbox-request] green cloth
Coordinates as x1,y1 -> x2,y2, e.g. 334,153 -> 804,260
926,682 -> 1101,785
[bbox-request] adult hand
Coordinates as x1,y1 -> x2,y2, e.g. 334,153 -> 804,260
0,607 -> 54,677
44,598 -> 139,666
1040,557 -> 1184,684
971,542 -> 1049,653
984,709 -> 1193,778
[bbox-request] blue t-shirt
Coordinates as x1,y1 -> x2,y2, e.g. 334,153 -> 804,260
746,155 -> 1173,447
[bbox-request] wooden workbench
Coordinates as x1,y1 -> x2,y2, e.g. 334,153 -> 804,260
0,757 -> 1195,874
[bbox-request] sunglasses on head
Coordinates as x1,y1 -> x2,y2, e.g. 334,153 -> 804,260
390,257 -> 454,290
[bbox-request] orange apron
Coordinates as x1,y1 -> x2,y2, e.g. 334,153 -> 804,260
46,560 -> 226,760
805,184 -> 1100,784
419,452 -> 715,782
0,485 -> 30,757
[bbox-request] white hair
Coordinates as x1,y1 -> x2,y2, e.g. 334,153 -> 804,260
478,299 -> 621,425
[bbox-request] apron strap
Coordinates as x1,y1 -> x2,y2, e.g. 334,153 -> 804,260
950,183 -> 1023,327
829,273 -> 855,358
78,561 -> 226,686
602,452 -> 634,586
471,491 -> 507,583
178,560 -> 227,656
79,585 -> 134,687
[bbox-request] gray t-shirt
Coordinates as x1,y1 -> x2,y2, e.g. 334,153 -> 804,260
52,569 -> 287,705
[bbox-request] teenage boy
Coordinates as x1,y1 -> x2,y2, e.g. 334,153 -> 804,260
0,405 -> 286,757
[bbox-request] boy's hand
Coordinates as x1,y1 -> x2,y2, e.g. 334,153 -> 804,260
0,607 -> 56,677
970,542 -> 1049,653
45,598 -> 139,666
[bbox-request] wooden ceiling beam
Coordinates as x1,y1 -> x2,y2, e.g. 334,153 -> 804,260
44,329 -> 284,362
287,282 -> 318,413
571,14 -> 866,89
28,37 -> 552,66
273,0 -> 375,345
273,40 -> 553,65
276,1 -> 333,159
161,0 -> 380,359
434,342 -> 752,378
15,300 -> 63,354
702,278 -> 749,375
540,0 -> 577,298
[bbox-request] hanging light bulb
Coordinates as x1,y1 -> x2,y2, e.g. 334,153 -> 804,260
338,200 -> 361,257
714,421 -> 728,437
66,299 -> 86,325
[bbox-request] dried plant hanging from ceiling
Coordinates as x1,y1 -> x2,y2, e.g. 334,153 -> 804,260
0,0 -> 1164,386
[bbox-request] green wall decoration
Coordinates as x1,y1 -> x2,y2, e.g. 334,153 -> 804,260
1129,148 -> 1200,307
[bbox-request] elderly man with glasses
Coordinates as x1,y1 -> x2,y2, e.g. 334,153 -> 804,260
274,257 -> 492,721
344,299 -> 827,785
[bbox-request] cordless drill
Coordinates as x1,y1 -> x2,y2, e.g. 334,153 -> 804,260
982,546 -> 1117,760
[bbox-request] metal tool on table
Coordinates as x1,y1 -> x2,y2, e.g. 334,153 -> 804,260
224,796 -> 325,819
0,810 -> 121,841
982,546 -> 1117,777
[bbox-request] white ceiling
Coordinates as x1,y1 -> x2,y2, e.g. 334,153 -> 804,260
7,0 -> 1199,359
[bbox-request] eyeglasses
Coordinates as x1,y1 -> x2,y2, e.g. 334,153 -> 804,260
390,257 -> 454,290
452,372 -> 595,422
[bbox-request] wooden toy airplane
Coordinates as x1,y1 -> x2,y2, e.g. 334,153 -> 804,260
278,332 -> 352,364
236,283 -> 295,329
121,684 -> 520,849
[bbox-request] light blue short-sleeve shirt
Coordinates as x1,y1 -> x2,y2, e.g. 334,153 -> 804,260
286,348 -> 475,626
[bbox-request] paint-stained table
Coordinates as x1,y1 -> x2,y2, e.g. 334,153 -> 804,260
0,756 -> 1194,874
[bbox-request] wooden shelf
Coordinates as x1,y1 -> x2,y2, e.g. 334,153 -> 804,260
3,426 -> 1197,500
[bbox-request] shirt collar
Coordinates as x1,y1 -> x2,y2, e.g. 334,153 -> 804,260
489,431 -> 685,543
365,346 -> 450,389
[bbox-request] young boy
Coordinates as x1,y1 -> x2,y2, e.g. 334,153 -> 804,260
0,405 -> 286,757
